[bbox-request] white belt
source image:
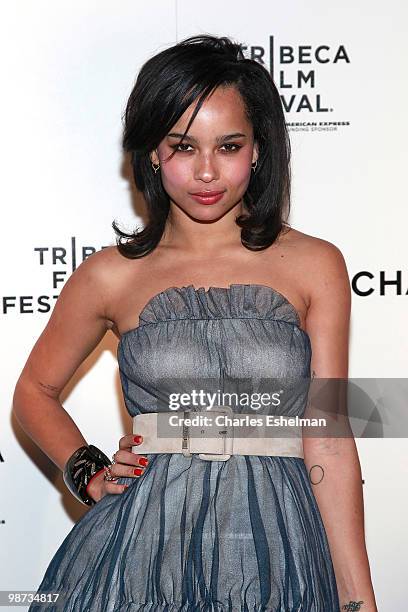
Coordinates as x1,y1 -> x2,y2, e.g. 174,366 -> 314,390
132,405 -> 304,461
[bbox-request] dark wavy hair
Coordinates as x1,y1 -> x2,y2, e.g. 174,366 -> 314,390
113,34 -> 292,258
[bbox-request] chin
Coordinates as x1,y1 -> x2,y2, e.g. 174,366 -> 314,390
190,201 -> 239,218
185,207 -> 226,221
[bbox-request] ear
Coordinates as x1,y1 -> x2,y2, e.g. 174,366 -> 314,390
149,149 -> 159,165
252,141 -> 259,165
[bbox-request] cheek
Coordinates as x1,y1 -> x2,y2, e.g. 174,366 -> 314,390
160,161 -> 189,193
226,157 -> 252,188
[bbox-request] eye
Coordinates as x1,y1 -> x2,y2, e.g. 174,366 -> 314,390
171,142 -> 242,153
171,143 -> 194,152
220,143 -> 242,152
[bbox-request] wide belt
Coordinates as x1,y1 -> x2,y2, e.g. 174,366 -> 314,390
132,405 -> 304,461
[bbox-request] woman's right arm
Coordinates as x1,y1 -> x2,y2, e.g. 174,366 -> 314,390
12,249 -> 114,472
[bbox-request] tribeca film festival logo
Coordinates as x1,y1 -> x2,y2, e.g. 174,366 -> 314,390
241,35 -> 351,133
2,237 -> 110,315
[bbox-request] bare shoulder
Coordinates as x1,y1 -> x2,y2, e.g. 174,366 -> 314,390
41,245 -> 127,333
75,244 -> 131,291
283,227 -> 350,303
283,226 -> 347,261
77,244 -> 125,277
75,245 -> 135,322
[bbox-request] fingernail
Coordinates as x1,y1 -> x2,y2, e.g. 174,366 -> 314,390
134,435 -> 142,444
134,468 -> 144,476
139,457 -> 149,467
124,485 -> 129,489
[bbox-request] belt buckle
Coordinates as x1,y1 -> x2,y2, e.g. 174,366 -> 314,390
198,404 -> 234,461
181,410 -> 192,458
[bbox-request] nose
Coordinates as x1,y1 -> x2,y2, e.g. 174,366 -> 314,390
194,152 -> 219,182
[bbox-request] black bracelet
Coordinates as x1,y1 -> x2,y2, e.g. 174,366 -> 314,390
63,444 -> 111,507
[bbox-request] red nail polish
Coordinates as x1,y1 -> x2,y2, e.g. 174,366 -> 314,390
134,435 -> 142,443
134,468 -> 143,476
139,457 -> 149,467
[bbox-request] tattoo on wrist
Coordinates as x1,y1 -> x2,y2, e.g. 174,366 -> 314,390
308,464 -> 324,485
342,601 -> 364,611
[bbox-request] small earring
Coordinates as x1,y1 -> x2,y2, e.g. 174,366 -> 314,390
151,161 -> 160,174
251,160 -> 258,173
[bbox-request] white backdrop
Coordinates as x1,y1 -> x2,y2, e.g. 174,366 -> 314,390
1,2 -> 407,610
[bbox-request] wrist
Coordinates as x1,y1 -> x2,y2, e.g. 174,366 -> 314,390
86,467 -> 106,500
338,586 -> 377,612
63,444 -> 111,506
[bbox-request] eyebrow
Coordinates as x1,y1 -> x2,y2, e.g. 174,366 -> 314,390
167,132 -> 247,143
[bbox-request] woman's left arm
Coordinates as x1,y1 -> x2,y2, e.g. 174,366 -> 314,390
302,240 -> 377,612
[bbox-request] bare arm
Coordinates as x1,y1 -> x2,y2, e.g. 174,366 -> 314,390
12,249 -> 113,471
302,241 -> 377,611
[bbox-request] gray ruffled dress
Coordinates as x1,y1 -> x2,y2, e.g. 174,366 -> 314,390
29,284 -> 340,612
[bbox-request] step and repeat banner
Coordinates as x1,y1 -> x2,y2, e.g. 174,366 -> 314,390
1,2 -> 406,610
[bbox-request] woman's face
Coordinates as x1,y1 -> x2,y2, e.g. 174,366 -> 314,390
151,86 -> 258,221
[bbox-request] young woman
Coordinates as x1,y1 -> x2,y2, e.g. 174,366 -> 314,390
13,35 -> 377,611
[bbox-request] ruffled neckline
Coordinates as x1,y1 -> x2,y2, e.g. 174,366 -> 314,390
119,284 -> 303,344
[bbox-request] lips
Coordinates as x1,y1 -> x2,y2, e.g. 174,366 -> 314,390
191,191 -> 225,196
190,191 -> 225,204
189,191 -> 225,205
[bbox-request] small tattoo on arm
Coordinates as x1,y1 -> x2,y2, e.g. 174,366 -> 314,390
308,464 -> 324,485
39,381 -> 59,394
342,601 -> 364,611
